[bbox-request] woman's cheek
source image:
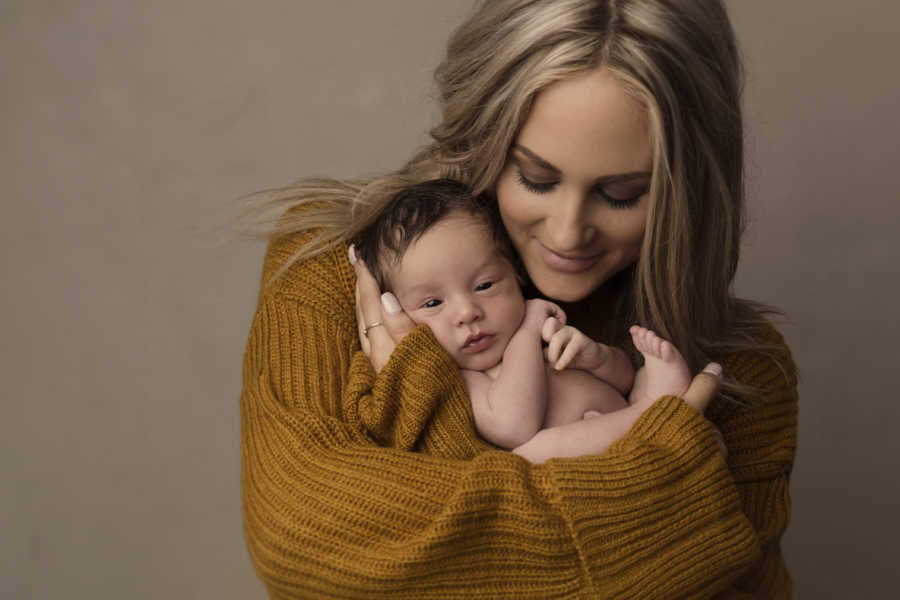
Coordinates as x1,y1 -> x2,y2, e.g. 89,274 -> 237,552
622,212 -> 650,253
496,182 -> 534,249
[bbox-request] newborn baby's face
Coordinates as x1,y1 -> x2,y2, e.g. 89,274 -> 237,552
388,214 -> 525,371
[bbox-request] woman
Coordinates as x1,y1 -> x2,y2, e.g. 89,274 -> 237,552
240,0 -> 797,598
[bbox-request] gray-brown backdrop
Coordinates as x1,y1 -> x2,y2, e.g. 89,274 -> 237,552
3,1 -> 898,598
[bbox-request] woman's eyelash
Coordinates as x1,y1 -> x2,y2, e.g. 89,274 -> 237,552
603,191 -> 644,209
516,171 -> 555,194
516,170 -> 644,209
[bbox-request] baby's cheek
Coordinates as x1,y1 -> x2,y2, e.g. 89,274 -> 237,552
508,295 -> 527,327
423,318 -> 456,353
404,309 -> 424,326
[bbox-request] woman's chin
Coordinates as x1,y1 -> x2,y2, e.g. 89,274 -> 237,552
526,259 -> 636,304
529,275 -> 598,304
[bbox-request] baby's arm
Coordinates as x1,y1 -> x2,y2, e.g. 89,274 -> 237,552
515,326 -> 695,464
543,318 -> 634,394
466,299 -> 564,449
512,403 -> 644,464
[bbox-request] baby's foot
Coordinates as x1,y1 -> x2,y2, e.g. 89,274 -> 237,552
628,326 -> 692,409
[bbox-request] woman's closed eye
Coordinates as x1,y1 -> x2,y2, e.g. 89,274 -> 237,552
516,170 -> 646,209
516,171 -> 555,194
597,186 -> 646,209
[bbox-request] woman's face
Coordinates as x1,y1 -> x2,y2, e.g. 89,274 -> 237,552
495,68 -> 652,303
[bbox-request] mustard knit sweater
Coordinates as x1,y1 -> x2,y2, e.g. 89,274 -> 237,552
241,231 -> 798,599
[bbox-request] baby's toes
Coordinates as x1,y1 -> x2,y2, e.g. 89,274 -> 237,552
659,339 -> 673,362
649,331 -> 664,357
631,326 -> 647,351
628,325 -> 641,346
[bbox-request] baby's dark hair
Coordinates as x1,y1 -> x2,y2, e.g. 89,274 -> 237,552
356,179 -> 520,291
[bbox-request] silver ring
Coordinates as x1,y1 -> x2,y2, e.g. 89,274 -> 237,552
363,321 -> 384,337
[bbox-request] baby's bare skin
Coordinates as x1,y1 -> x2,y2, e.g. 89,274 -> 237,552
543,365 -> 627,427
509,324 -> 693,464
628,325 -> 692,408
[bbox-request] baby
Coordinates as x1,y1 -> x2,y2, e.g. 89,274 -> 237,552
356,179 -> 691,462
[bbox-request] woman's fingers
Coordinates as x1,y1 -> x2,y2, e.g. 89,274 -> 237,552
683,363 -> 728,458
377,291 -> 417,344
682,363 -> 727,457
351,245 -> 385,338
682,362 -> 723,414
349,245 -> 417,372
355,281 -> 371,356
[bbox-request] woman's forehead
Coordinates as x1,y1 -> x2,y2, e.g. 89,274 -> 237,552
517,68 -> 652,178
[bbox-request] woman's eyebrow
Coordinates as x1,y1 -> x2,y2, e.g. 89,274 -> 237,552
512,144 -> 559,173
512,144 -> 651,183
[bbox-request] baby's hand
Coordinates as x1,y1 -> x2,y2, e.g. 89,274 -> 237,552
544,324 -> 609,372
522,298 -> 566,331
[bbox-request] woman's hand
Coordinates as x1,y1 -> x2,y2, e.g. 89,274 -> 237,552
683,363 -> 728,458
349,245 -> 418,373
682,363 -> 722,413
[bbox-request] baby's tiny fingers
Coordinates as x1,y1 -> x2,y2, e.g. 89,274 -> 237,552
542,316 -> 563,343
555,338 -> 582,370
546,331 -> 571,368
545,337 -> 561,365
547,302 -> 567,325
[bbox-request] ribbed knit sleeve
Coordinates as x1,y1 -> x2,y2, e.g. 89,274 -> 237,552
240,234 -> 798,599
708,328 -> 798,599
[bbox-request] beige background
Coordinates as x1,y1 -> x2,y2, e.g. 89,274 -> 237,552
3,1 -> 898,598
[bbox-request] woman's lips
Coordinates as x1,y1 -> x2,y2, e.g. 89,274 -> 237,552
538,242 -> 601,273
462,333 -> 495,353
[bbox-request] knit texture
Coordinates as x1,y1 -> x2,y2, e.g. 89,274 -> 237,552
241,232 -> 798,599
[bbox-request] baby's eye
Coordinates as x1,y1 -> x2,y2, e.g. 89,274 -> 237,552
475,281 -> 494,292
422,299 -> 442,309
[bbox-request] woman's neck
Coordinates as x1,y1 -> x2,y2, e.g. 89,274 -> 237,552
523,268 -> 633,346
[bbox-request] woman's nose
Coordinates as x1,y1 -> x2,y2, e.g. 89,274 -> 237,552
547,193 -> 594,251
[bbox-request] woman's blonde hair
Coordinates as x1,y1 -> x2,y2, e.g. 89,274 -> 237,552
242,0 -> 786,403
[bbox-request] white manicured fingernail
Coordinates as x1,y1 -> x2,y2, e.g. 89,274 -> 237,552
348,244 -> 357,265
381,292 -> 401,315
702,363 -> 722,377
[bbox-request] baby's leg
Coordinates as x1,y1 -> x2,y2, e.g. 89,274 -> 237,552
543,365 -> 628,428
628,326 -> 692,409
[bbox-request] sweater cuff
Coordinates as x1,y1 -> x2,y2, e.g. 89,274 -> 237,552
382,324 -> 465,397
357,325 -> 481,457
541,397 -> 760,597
348,324 -> 460,403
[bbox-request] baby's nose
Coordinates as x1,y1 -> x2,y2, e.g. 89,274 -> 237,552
456,298 -> 483,324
